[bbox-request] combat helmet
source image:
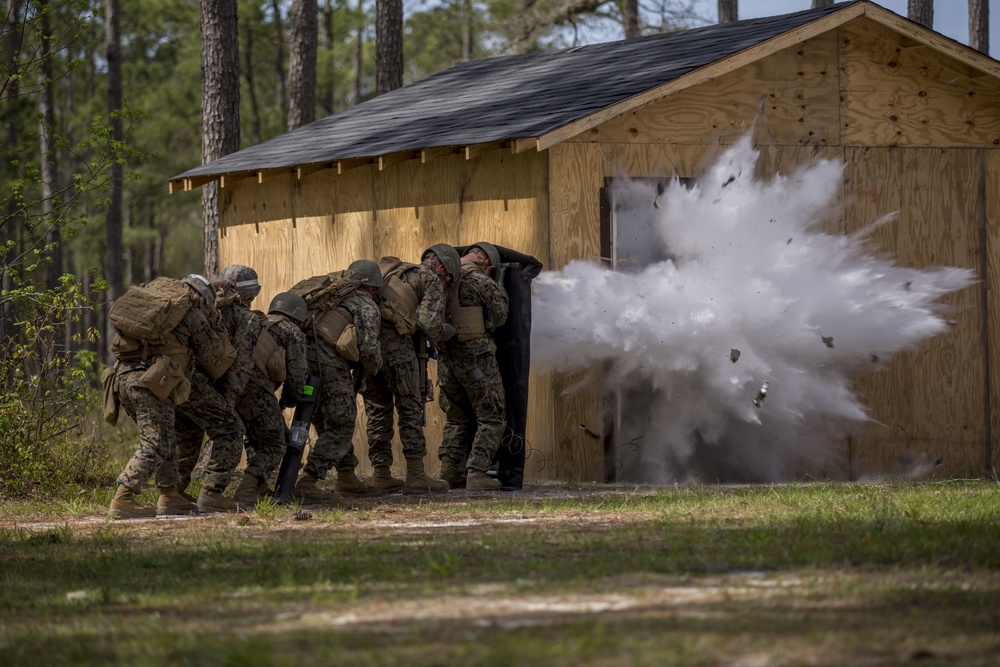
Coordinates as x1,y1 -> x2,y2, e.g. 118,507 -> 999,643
347,259 -> 385,288
182,274 -> 216,306
469,242 -> 502,278
268,292 -> 308,323
422,243 -> 461,284
220,264 -> 261,300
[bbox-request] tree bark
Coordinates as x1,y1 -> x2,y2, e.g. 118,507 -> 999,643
200,0 -> 240,277
461,0 -> 473,60
622,0 -> 639,38
2,0 -> 23,357
353,0 -> 363,103
375,0 -> 402,95
270,0 -> 288,130
321,0 -> 335,114
908,0 -> 933,29
718,0 -> 737,24
970,0 -> 989,54
243,15 -> 263,144
39,0 -> 60,291
288,0 -> 318,130
812,0 -> 833,8
105,0 -> 123,362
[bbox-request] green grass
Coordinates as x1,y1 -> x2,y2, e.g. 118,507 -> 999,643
1,480 -> 999,665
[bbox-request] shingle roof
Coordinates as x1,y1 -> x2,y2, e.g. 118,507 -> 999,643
174,2 -> 863,183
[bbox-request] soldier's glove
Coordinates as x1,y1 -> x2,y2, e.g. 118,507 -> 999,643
279,386 -> 300,409
440,323 -> 456,342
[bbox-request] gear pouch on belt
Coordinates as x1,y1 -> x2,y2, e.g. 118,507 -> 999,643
141,354 -> 186,402
336,324 -> 360,363
100,366 -> 120,426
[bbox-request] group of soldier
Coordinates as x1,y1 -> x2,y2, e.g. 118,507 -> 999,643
106,242 -> 510,519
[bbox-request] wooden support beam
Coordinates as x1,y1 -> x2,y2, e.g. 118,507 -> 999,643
463,141 -> 503,160
421,146 -> 455,163
297,162 -> 332,179
379,151 -> 416,171
337,158 -> 372,174
220,172 -> 252,189
512,137 -> 539,154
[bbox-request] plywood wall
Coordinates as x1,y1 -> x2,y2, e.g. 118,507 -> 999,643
219,149 -> 551,477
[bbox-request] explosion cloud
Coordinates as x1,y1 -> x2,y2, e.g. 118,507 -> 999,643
530,135 -> 974,483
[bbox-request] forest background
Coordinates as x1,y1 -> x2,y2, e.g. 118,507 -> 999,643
0,0 -> 989,497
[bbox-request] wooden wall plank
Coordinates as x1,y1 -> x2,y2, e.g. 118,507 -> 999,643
570,32 -> 841,148
844,147 -> 985,478
840,22 -> 1000,148
985,151 -> 1000,476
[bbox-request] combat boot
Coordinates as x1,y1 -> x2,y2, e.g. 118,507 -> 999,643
156,486 -> 199,516
197,489 -> 241,513
335,466 -> 375,497
108,484 -> 156,519
293,470 -> 342,505
178,488 -> 198,504
402,457 -> 449,495
439,455 -> 466,489
371,465 -> 404,494
466,469 -> 501,491
234,473 -> 266,506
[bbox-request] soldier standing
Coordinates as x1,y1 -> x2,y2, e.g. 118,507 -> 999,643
233,292 -> 309,506
436,242 -> 509,491
289,262 -> 382,503
159,265 -> 258,512
362,251 -> 452,495
107,274 -> 231,518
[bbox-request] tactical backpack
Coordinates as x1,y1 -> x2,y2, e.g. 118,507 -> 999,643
109,277 -> 194,345
288,270 -> 367,362
376,257 -> 420,335
252,311 -> 287,383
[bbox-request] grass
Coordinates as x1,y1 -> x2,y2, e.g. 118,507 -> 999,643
1,479 -> 999,665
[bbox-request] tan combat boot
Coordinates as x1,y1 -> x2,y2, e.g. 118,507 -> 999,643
402,457 -> 449,495
334,466 -> 375,497
156,486 -> 199,516
293,470 -> 342,505
234,473 -> 266,507
371,465 -> 404,494
197,489 -> 240,513
466,469 -> 501,491
109,484 -> 156,519
438,455 -> 466,489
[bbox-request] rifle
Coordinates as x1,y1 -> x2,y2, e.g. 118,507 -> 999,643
273,374 -> 320,504
414,333 -> 434,426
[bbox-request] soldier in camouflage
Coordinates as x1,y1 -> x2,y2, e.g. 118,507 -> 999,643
362,252 -> 451,495
158,265 -> 259,512
291,263 -> 382,503
233,291 -> 309,506
109,274 -> 230,519
435,242 -> 509,491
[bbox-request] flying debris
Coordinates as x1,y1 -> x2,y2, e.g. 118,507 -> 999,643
752,382 -> 769,408
730,348 -> 741,363
821,335 -> 834,348
904,281 -> 913,291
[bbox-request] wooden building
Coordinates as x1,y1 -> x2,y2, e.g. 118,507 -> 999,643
172,1 -> 1000,481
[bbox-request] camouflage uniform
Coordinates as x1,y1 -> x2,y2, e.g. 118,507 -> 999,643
437,264 -> 509,472
363,262 -> 447,466
240,314 -> 308,482
115,306 -> 227,491
163,298 -> 257,493
302,291 -> 381,480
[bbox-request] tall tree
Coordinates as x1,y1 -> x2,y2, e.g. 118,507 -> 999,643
271,0 -> 288,128
908,0 -> 933,28
812,0 -> 833,7
970,0 -> 989,54
38,0 -> 59,291
288,0 -> 318,129
105,0 -> 123,361
200,0 -> 240,276
376,0 -> 402,94
622,0 -> 639,38
353,0 -> 363,102
718,0 -> 737,23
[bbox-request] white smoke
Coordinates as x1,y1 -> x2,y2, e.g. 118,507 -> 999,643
531,135 -> 975,483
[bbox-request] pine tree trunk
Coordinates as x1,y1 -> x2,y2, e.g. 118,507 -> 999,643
244,17 -> 263,144
908,0 -> 933,28
622,0 -> 639,38
812,0 -> 833,8
718,0 -> 737,24
288,0 -> 318,130
2,0 -> 23,358
375,0 -> 402,95
39,0 -> 60,291
353,0 -> 363,103
321,0 -> 335,113
105,0 -> 124,363
270,0 -> 288,129
200,0 -> 240,277
969,0 -> 989,54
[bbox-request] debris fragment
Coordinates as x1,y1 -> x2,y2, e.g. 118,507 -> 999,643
752,382 -> 769,408
821,335 -> 834,348
730,348 -> 741,363
579,424 -> 601,439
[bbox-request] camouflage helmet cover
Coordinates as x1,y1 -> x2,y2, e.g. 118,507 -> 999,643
422,243 -> 461,282
347,259 -> 385,288
220,264 -> 261,299
268,292 -> 308,323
